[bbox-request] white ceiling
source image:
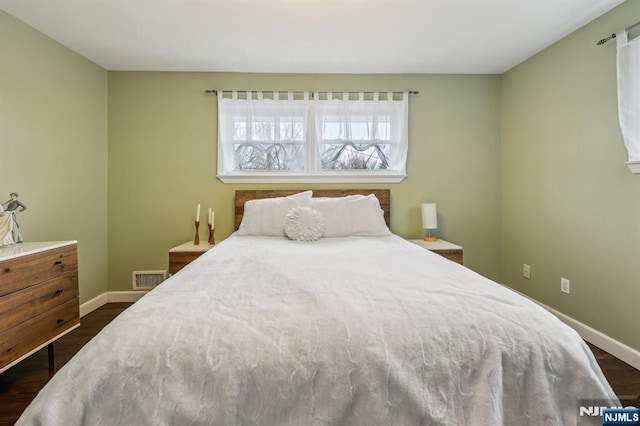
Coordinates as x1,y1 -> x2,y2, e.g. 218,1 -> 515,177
0,0 -> 627,74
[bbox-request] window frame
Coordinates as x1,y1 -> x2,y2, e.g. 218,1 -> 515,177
217,91 -> 409,183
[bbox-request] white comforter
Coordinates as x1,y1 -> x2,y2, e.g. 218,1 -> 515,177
18,235 -> 617,425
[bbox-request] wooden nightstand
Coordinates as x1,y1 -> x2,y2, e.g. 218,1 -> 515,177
408,239 -> 463,265
168,241 -> 215,275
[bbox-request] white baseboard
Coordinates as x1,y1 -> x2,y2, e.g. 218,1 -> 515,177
107,290 -> 148,303
82,289 -> 640,371
79,293 -> 108,317
80,290 -> 148,318
541,303 -> 640,371
506,286 -> 640,371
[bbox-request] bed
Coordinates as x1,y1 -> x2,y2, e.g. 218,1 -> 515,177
17,189 -> 617,425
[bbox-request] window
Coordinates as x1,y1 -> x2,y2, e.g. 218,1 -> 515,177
617,29 -> 640,174
217,91 -> 409,183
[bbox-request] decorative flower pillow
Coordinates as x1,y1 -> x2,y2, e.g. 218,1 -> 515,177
283,206 -> 325,241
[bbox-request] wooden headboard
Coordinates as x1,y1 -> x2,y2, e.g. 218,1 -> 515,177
235,189 -> 391,230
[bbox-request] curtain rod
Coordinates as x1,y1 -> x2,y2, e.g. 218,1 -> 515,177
597,20 -> 640,45
204,89 -> 419,95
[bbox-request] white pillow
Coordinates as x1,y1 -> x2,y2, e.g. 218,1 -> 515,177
310,194 -> 391,237
283,206 -> 325,241
237,191 -> 313,236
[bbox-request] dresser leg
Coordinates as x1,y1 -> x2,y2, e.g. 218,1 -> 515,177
47,343 -> 54,371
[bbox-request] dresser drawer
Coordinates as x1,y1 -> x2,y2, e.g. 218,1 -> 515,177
0,272 -> 79,334
0,246 -> 77,297
0,297 -> 80,370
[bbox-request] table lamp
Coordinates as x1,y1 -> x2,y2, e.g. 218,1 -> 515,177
421,203 -> 438,242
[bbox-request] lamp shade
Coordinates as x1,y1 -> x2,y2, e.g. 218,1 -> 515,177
421,203 -> 438,230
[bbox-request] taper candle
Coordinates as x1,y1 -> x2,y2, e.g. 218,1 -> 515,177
196,204 -> 200,222
211,211 -> 215,229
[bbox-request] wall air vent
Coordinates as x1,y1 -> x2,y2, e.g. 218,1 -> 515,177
132,270 -> 167,290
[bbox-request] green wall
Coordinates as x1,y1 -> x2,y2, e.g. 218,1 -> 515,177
5,0 -> 639,353
0,10 -> 109,303
107,72 -> 502,290
501,0 -> 640,351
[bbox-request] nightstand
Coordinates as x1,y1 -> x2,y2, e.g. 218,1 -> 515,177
408,239 -> 463,265
168,241 -> 215,275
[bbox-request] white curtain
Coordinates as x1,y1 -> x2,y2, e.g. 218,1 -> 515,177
217,90 -> 409,180
218,91 -> 311,173
313,92 -> 408,173
617,30 -> 640,170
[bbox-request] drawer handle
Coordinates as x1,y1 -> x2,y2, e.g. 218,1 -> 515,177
3,268 -> 9,273
55,289 -> 63,296
54,260 -> 64,267
56,318 -> 65,325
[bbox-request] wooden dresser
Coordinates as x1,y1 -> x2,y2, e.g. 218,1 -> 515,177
0,241 -> 80,373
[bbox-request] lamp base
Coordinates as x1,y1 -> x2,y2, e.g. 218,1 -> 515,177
423,236 -> 437,242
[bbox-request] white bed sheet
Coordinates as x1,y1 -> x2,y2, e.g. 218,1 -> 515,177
18,235 -> 617,425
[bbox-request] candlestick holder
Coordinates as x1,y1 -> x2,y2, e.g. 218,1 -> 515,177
208,227 -> 215,245
194,220 -> 200,245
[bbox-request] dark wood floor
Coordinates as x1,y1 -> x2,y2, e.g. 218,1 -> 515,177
1,303 -> 639,425
0,303 -> 131,425
587,342 -> 640,407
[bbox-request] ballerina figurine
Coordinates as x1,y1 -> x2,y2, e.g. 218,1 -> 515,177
1,192 -> 26,244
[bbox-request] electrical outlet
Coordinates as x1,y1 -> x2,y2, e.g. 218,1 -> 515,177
522,264 -> 531,279
561,278 -> 570,294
